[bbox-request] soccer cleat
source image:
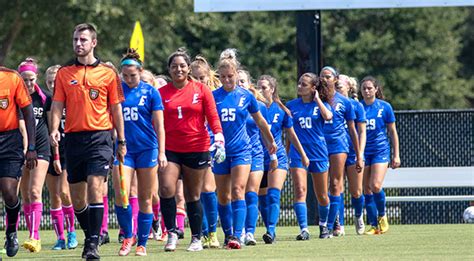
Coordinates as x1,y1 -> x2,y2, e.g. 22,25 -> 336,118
100,231 -> 110,246
354,216 -> 366,235
209,232 -> 220,248
164,232 -> 178,252
378,215 -> 389,233
118,230 -> 125,243
67,231 -> 78,249
23,238 -> 41,252
85,242 -> 100,260
244,232 -> 257,246
296,229 -> 310,241
187,236 -> 203,252
365,226 -> 380,235
150,220 -> 161,240
119,238 -> 134,256
52,239 -> 66,250
319,225 -> 332,239
136,245 -> 147,256
226,236 -> 241,250
81,239 -> 91,259
262,232 -> 274,244
5,232 -> 19,257
333,226 -> 345,237
176,229 -> 185,239
159,231 -> 168,242
202,235 -> 210,249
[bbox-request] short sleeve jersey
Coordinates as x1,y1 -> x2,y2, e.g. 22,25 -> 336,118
323,92 -> 356,142
122,81 -> 163,154
53,59 -> 124,133
0,67 -> 31,132
31,90 -> 52,149
159,80 -> 222,153
263,102 -> 293,163
361,98 -> 396,155
287,98 -> 330,161
246,100 -> 267,156
213,86 -> 258,156
346,99 -> 366,154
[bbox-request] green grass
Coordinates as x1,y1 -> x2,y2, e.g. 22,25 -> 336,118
4,224 -> 474,260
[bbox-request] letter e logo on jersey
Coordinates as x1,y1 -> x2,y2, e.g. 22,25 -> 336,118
89,88 -> 99,100
138,96 -> 147,106
377,109 -> 383,118
238,97 -> 245,107
0,98 -> 9,110
192,93 -> 199,104
335,103 -> 342,112
313,107 -> 319,116
273,113 -> 280,123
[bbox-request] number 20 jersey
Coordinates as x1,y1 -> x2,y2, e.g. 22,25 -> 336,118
122,81 -> 163,153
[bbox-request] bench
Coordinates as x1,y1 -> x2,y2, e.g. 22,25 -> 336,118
383,167 -> 474,202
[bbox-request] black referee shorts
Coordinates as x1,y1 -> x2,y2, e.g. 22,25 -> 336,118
65,130 -> 113,184
0,129 -> 24,180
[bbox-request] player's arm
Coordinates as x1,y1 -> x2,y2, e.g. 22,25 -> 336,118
19,119 -> 27,155
251,111 -> 276,155
50,101 -> 64,147
357,120 -> 367,158
348,120 -> 364,172
387,122 -> 400,169
152,109 -> 167,169
314,89 -> 332,121
20,104 -> 37,169
286,126 -> 309,167
111,103 -> 126,162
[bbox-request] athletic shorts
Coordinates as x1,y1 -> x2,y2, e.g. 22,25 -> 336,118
289,158 -> 329,173
114,148 -> 158,169
260,171 -> 268,188
263,152 -> 288,172
251,151 -> 264,172
0,129 -> 24,179
35,136 -> 51,162
213,152 -> 251,175
65,130 -> 113,184
166,150 -> 210,170
48,155 -> 66,176
326,136 -> 349,155
365,149 -> 390,166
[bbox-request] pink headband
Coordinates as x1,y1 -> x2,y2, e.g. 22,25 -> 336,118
18,64 -> 38,74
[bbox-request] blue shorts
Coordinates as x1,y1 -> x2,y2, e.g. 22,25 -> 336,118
326,137 -> 349,155
251,152 -> 264,172
264,153 -> 288,172
289,158 -> 329,173
213,152 -> 251,175
365,149 -> 390,166
114,148 -> 158,169
346,153 -> 366,167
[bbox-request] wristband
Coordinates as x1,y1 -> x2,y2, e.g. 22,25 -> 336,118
54,154 -> 60,161
270,154 -> 277,160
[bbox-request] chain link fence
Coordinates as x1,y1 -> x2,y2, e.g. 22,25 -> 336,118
1,109 -> 473,230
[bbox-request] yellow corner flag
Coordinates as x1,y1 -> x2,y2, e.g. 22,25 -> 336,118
130,21 -> 145,62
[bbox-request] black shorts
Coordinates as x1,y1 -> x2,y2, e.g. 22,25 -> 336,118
65,130 -> 113,184
165,150 -> 211,170
0,129 -> 24,179
35,135 -> 51,162
48,156 -> 66,176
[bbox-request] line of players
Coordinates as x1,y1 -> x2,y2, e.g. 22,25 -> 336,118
0,33 -> 400,259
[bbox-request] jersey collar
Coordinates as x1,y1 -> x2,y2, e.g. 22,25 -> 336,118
74,57 -> 101,67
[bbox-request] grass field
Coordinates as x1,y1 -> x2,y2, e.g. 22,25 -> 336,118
3,224 -> 473,260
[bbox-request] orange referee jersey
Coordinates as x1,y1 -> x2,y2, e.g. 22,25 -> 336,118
53,59 -> 124,133
0,67 -> 32,132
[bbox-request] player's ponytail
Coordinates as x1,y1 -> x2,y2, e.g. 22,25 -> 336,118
121,48 -> 143,68
218,48 -> 239,74
259,75 -> 291,117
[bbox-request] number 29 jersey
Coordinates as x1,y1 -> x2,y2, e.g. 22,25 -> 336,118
213,86 -> 259,156
361,98 -> 395,155
122,81 -> 163,153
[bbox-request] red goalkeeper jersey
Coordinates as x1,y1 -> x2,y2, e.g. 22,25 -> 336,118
159,80 -> 222,153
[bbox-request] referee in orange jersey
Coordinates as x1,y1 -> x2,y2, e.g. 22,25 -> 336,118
50,23 -> 126,260
0,66 -> 37,257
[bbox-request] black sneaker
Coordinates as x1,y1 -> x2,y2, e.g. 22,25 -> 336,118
262,232 -> 274,244
5,232 -> 19,257
99,231 -> 110,246
85,242 -> 100,260
319,225 -> 332,239
152,220 -> 160,234
118,231 -> 125,243
176,229 -> 184,239
296,230 -> 310,241
81,238 -> 91,259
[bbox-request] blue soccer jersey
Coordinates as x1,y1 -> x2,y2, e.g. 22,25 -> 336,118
323,92 -> 356,142
287,98 -> 330,161
346,99 -> 367,154
122,81 -> 164,153
361,98 -> 396,155
263,102 -> 293,165
213,86 -> 259,156
246,101 -> 267,157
